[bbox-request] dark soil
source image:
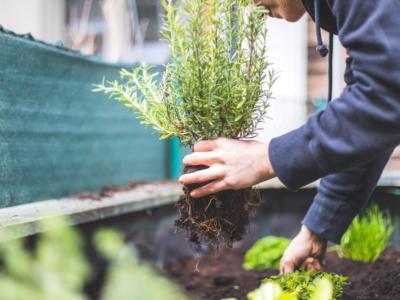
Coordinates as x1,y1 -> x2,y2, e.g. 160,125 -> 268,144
175,166 -> 260,248
71,181 -> 148,200
164,246 -> 275,300
164,246 -> 400,300
324,249 -> 400,300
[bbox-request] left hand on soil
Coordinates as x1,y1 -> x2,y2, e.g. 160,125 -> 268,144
280,225 -> 327,274
179,138 -> 275,198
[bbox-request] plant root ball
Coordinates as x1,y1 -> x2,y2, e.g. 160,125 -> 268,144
175,166 -> 261,249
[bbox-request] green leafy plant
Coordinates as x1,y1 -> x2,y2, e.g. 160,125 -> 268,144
0,217 -> 187,300
243,236 -> 290,270
94,0 -> 275,145
337,205 -> 394,262
248,271 -> 347,300
95,0 -> 275,248
94,228 -> 187,300
0,217 -> 90,300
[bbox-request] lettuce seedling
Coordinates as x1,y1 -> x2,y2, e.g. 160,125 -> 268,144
243,236 -> 290,270
337,205 -> 394,262
247,281 -> 296,300
248,270 -> 347,300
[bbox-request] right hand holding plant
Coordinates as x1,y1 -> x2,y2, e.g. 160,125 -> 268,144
280,225 -> 327,274
179,138 -> 275,198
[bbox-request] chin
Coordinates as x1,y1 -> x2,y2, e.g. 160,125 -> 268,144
284,16 -> 302,22
283,14 -> 304,22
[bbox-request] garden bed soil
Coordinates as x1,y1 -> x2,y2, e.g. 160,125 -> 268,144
164,246 -> 400,300
72,181 -> 149,200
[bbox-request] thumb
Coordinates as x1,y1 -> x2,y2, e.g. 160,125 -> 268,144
301,257 -> 323,271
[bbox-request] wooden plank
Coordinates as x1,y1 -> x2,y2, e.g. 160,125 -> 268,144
0,181 -> 182,240
256,178 -> 318,189
257,169 -> 400,189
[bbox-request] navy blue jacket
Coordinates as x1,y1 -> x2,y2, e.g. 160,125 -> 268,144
269,0 -> 400,243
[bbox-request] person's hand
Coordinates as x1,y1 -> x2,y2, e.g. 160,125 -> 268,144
280,225 -> 327,274
179,138 -> 275,198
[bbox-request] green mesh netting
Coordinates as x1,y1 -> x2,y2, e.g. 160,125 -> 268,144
0,29 -> 167,208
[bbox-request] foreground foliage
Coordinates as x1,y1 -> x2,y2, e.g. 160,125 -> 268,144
248,271 -> 347,300
95,0 -> 275,145
337,205 -> 394,262
0,217 -> 187,300
243,236 -> 290,270
94,229 -> 186,300
0,218 -> 89,300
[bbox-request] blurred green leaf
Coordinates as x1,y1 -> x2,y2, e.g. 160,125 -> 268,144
337,205 -> 394,262
243,236 -> 290,270
0,217 -> 188,300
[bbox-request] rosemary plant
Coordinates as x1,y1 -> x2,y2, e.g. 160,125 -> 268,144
95,0 -> 275,146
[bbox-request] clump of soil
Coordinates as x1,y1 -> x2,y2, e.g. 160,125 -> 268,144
175,166 -> 260,248
72,181 -> 148,200
164,246 -> 400,300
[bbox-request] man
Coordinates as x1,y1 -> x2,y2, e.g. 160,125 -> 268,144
179,0 -> 400,274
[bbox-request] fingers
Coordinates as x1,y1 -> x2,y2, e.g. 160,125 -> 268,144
183,151 -> 222,166
186,138 -> 231,165
190,179 -> 226,198
280,258 -> 296,275
179,166 -> 224,186
302,257 -> 324,271
193,140 -> 217,152
280,256 -> 324,275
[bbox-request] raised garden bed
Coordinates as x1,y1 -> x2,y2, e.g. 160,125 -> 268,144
164,244 -> 400,300
70,187 -> 400,300
2,183 -> 398,299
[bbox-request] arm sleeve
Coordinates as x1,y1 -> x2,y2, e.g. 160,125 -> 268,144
269,0 -> 400,190
302,148 -> 393,244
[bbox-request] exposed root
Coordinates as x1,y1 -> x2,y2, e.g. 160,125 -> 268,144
175,166 -> 261,249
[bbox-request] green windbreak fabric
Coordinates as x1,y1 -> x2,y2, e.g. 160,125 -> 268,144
0,30 -> 167,208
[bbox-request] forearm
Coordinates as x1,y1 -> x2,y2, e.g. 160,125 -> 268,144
270,1 -> 400,190
302,148 -> 393,243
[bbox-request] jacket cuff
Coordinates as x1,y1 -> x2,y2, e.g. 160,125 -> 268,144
302,196 -> 359,244
269,127 -> 325,191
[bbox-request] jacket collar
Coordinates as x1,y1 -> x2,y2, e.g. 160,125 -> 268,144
301,0 -> 338,35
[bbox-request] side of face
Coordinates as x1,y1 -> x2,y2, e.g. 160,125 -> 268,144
258,0 -> 306,22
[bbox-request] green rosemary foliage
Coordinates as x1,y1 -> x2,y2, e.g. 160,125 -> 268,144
243,236 -> 290,270
337,205 -> 394,262
94,0 -> 276,145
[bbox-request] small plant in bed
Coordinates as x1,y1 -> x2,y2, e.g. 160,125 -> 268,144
248,270 -> 348,300
95,0 -> 275,248
243,236 -> 290,270
336,204 -> 394,262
